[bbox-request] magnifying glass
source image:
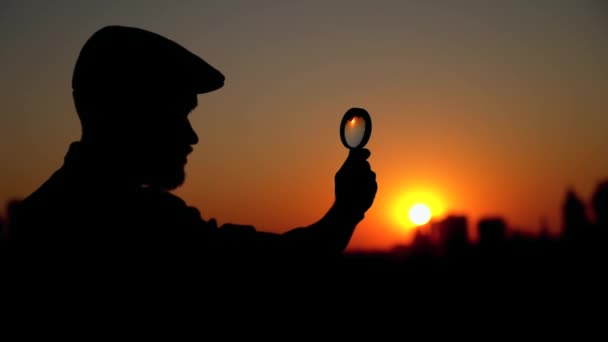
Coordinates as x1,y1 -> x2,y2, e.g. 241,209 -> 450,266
340,107 -> 372,149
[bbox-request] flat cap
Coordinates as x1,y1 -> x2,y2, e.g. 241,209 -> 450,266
72,25 -> 225,94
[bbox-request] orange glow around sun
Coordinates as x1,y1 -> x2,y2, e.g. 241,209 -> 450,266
391,189 -> 446,231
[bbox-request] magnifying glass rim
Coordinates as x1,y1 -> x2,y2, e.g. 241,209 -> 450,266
340,107 -> 372,149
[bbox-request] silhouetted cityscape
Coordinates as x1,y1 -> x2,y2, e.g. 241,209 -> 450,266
334,181 -> 606,285
3,180 -> 606,280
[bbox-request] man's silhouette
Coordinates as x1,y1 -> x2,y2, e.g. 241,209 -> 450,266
10,26 -> 377,267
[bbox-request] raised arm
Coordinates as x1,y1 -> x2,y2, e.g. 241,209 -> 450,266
280,148 -> 377,257
210,149 -> 376,263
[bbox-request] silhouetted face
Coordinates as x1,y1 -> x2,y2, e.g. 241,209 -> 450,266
129,92 -> 199,190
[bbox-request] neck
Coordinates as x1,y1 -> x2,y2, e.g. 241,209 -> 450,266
66,140 -> 142,190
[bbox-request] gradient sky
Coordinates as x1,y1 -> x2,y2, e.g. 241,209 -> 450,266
1,0 -> 607,250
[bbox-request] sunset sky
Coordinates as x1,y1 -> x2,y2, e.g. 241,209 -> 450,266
1,0 -> 607,250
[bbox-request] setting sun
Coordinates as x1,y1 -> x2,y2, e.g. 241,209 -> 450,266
390,189 -> 446,233
409,203 -> 431,226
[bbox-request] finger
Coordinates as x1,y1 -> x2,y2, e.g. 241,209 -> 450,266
348,148 -> 371,161
342,162 -> 371,176
360,161 -> 372,171
363,173 -> 377,189
367,175 -> 378,191
353,160 -> 371,171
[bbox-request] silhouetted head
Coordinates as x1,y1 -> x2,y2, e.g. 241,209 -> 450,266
72,26 -> 224,190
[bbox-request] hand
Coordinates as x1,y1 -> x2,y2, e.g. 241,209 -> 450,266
334,148 -> 377,219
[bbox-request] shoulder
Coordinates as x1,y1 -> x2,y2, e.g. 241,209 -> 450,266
134,187 -> 206,227
12,168 -> 67,227
135,187 -> 193,213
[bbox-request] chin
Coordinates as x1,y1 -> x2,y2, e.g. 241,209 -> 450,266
143,165 -> 186,191
162,170 -> 187,191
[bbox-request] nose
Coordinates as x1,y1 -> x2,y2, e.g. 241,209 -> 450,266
186,119 -> 199,145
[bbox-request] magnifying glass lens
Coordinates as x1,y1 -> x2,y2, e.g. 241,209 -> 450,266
340,108 -> 371,149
